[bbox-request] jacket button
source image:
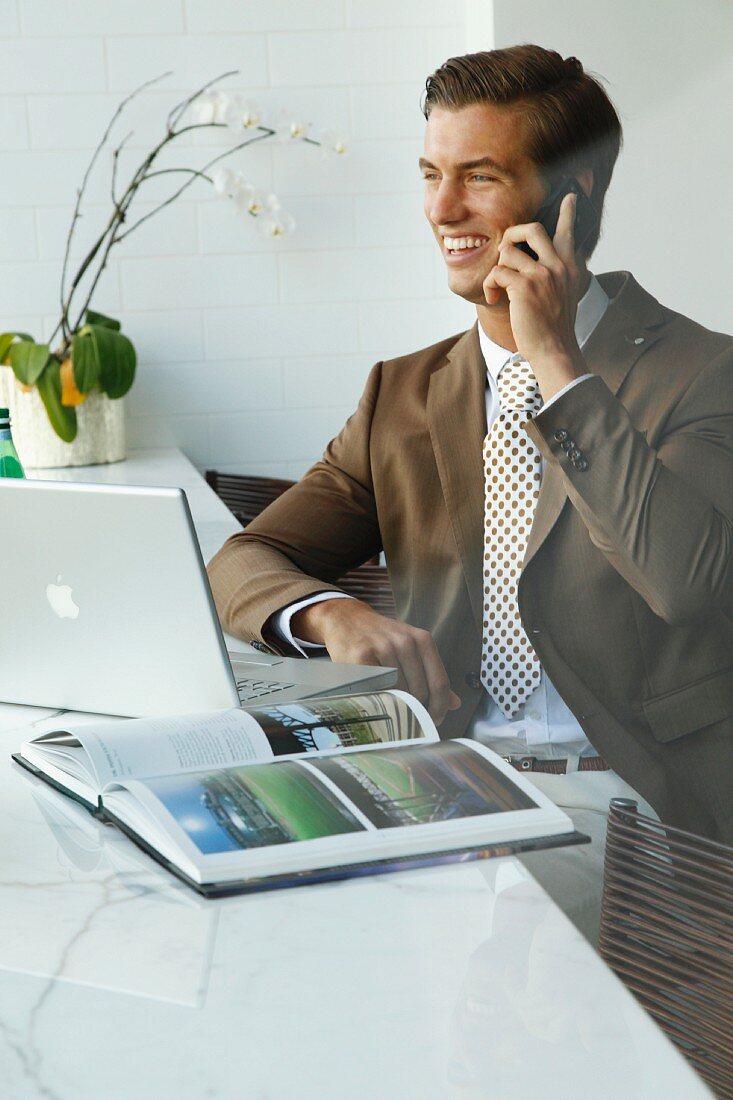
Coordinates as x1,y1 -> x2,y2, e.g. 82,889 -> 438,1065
561,438 -> 575,451
576,458 -> 589,471
554,428 -> 569,442
466,673 -> 481,690
568,448 -> 581,461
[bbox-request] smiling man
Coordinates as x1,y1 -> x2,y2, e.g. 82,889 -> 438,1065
208,46 -> 733,939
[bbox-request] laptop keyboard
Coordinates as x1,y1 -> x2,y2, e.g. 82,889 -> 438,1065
235,677 -> 297,703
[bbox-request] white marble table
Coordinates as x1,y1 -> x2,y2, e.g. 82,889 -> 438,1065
0,449 -> 711,1099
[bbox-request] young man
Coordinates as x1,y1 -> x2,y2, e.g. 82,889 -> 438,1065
208,47 -> 733,934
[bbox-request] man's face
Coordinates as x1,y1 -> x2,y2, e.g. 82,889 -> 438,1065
422,103 -> 548,306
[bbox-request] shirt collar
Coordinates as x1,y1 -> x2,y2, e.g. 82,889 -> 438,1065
477,271 -> 609,385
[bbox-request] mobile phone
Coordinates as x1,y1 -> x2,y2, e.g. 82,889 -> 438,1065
516,177 -> 599,260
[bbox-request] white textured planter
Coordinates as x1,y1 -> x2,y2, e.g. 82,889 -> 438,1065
0,366 -> 126,469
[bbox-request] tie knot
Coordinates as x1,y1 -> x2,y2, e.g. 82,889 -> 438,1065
497,356 -> 542,414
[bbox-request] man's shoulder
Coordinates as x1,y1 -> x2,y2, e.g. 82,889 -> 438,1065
374,328 -> 476,399
381,328 -> 474,374
600,270 -> 732,360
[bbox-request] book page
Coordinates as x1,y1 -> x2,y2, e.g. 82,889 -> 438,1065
28,710 -> 272,789
243,689 -> 438,758
104,739 -> 569,886
24,690 -> 435,792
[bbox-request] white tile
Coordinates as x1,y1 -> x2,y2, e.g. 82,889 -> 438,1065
284,355 -> 374,409
0,97 -> 29,149
0,39 -> 106,94
0,260 -> 120,317
355,193 -> 432,247
208,405 -> 353,464
0,0 -> 19,34
127,359 -> 282,417
106,35 -> 268,93
19,0 -> 184,35
204,303 -> 359,358
186,0 -> 344,33
117,309 -> 204,364
346,0 -> 458,28
0,151 -> 117,207
424,25 -> 470,75
126,414 -> 211,467
27,90 -> 201,152
358,295 -> 474,355
279,246 -> 434,303
119,253 -> 278,311
211,459 -> 292,478
350,84 -> 426,141
36,201 -> 198,261
0,209 -> 37,261
0,314 -> 43,340
268,29 -> 428,87
273,137 -> 422,196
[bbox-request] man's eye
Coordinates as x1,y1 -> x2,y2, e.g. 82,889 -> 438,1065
471,174 -> 495,182
422,173 -> 439,181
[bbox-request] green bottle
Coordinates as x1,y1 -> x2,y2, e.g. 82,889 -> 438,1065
0,408 -> 25,478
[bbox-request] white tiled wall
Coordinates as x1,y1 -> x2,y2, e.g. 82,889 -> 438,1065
1,0 -> 475,477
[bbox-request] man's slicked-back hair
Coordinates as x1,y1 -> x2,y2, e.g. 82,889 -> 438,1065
422,46 -> 622,257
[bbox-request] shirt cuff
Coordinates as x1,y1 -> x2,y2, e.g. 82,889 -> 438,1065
541,373 -> 593,412
272,592 -> 354,657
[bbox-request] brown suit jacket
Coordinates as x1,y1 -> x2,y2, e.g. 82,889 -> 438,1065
208,272 -> 733,841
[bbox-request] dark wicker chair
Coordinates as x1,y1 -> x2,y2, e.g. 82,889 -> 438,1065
205,470 -> 396,618
599,798 -> 733,1099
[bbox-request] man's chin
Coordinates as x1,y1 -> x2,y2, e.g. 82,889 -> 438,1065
446,270 -> 494,307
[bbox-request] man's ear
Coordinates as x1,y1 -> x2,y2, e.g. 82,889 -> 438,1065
576,169 -> 594,199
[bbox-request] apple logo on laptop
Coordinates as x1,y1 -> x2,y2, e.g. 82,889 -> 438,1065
46,574 -> 79,620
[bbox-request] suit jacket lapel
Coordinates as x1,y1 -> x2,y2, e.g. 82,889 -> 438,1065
522,271 -> 668,572
427,325 -> 486,628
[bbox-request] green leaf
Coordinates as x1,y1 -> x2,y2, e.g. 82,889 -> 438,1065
0,332 -> 34,362
88,324 -> 136,399
8,341 -> 52,386
84,309 -> 121,332
36,360 -> 77,442
71,330 -> 100,393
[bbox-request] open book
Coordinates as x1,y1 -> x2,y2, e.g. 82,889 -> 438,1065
13,690 -> 586,897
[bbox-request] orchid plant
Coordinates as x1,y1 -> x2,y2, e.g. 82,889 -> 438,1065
1,73 -> 349,442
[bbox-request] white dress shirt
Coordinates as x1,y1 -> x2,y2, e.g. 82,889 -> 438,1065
273,274 -> 609,756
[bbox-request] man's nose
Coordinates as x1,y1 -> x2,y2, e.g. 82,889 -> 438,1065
427,181 -> 468,226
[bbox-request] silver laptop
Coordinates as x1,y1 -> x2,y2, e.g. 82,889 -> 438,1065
0,479 -> 396,717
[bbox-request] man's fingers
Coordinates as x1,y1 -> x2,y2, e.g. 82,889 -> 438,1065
391,634 -> 431,709
416,633 -> 455,726
497,241 -> 537,275
552,192 -> 577,265
500,221 -> 558,268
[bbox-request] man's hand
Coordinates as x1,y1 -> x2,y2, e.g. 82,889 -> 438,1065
483,192 -> 589,400
291,598 -> 461,728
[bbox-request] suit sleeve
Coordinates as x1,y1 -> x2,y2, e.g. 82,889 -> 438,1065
527,347 -> 733,625
206,362 -> 384,649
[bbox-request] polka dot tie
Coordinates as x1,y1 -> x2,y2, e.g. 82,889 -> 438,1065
481,356 -> 543,719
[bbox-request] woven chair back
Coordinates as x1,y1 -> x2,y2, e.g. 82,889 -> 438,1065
599,798 -> 733,1098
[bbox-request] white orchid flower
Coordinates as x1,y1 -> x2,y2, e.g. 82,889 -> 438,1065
318,128 -> 350,158
191,89 -> 230,126
224,96 -> 263,138
210,166 -> 250,201
257,205 -> 296,239
240,184 -> 268,216
274,109 -> 311,143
